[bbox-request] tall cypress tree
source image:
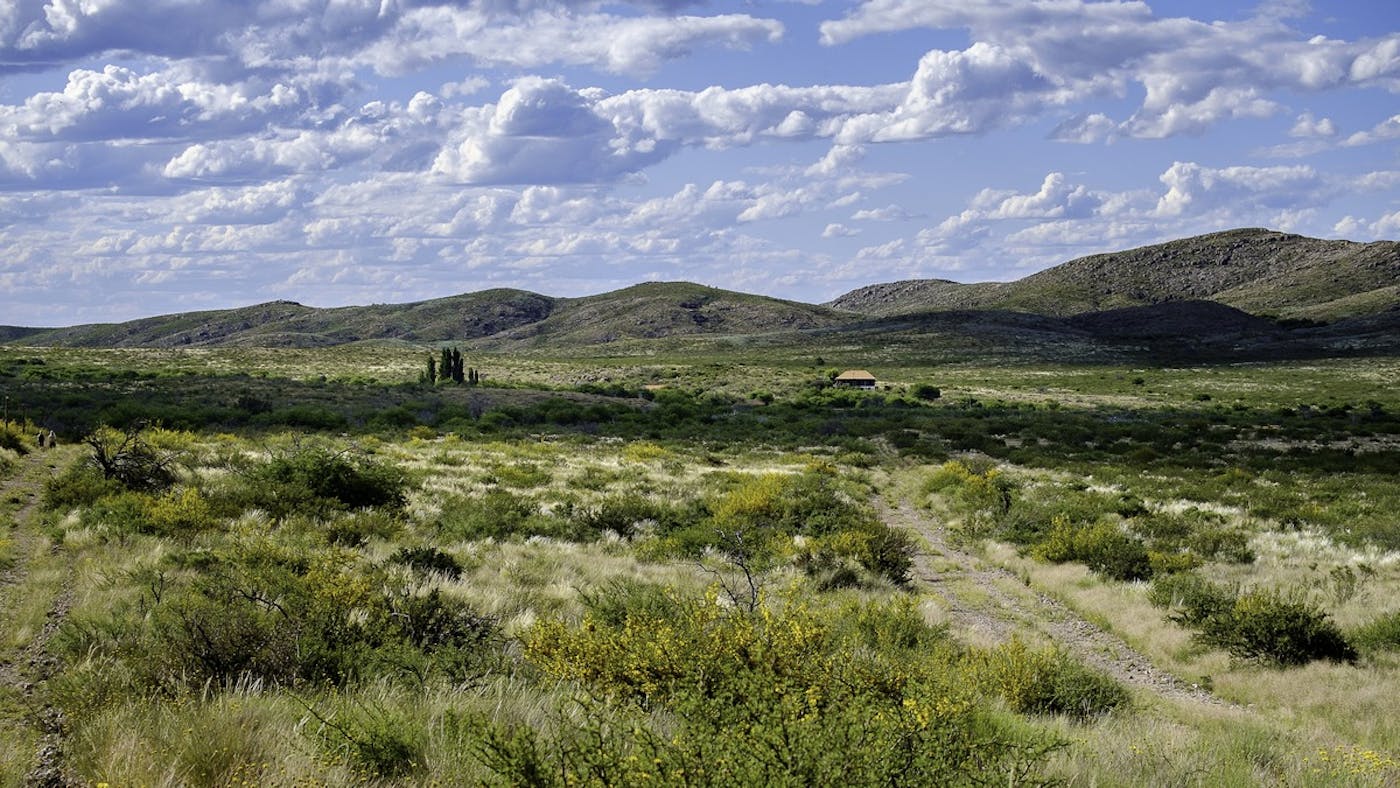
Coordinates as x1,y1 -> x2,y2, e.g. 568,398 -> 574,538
426,355 -> 437,384
451,348 -> 465,384
439,348 -> 452,384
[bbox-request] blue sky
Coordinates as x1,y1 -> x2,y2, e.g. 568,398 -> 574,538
1,0 -> 1398,326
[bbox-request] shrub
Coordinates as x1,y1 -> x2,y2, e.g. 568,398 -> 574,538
1033,517 -> 1152,582
0,423 -> 30,455
1223,588 -> 1356,665
826,521 -> 916,585
1189,525 -> 1255,564
490,462 -> 551,489
242,447 -> 410,518
572,493 -> 664,539
1074,522 -> 1152,582
1149,573 -> 1356,666
913,384 -> 942,401
259,405 -> 348,430
1351,611 -> 1400,654
435,490 -> 538,541
390,546 -> 464,580
1148,549 -> 1203,576
1147,572 -> 1234,625
516,591 -> 1061,785
923,460 -> 1014,536
45,461 -> 123,511
578,577 -> 682,627
310,700 -> 426,779
965,638 -> 1129,720
841,595 -> 944,653
683,468 -> 911,584
323,509 -> 404,546
130,538 -> 499,689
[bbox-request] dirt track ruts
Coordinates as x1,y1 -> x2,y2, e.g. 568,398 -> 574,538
881,497 -> 1225,707
0,446 -> 79,787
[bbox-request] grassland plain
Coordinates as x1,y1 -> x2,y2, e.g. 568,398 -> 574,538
0,341 -> 1396,785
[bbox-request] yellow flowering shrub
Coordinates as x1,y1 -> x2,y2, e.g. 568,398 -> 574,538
506,588 -> 1062,785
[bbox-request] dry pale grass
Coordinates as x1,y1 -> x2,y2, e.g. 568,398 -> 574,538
443,538 -> 707,630
1213,660 -> 1400,755
986,538 -> 1400,778
1040,702 -> 1389,787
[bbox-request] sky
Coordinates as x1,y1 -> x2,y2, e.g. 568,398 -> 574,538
1,0 -> 1399,327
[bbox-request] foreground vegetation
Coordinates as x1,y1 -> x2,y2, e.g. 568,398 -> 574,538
1,343 -> 1397,785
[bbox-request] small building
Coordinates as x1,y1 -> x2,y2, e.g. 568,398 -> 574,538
833,369 -> 877,389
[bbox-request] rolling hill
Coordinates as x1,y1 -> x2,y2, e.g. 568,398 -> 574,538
2,282 -> 850,350
829,228 -> 1399,321
7,289 -> 556,348
475,282 -> 854,349
2,229 -> 1396,359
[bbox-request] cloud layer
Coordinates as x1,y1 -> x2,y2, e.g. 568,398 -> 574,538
1,0 -> 1398,324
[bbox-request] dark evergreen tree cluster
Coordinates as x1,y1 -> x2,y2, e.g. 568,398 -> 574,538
425,348 -> 480,386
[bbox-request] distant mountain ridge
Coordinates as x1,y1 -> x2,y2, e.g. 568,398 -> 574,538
828,228 -> 1399,321
4,282 -> 854,349
13,289 -> 556,348
1,229 -> 1396,354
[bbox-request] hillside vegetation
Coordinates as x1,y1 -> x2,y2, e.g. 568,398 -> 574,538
14,289 -> 556,348
475,281 -> 853,349
4,229 -> 1396,356
830,228 -> 1399,321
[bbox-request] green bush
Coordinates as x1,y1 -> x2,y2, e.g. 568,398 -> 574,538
323,509 -> 404,546
516,591 -> 1061,785
311,700 -> 426,779
649,467 -> 911,584
83,424 -> 178,493
1075,522 -> 1152,582
390,546 -> 464,579
965,638 -> 1130,720
578,577 -> 683,627
55,534 -> 502,690
818,520 -> 915,585
1224,588 -> 1356,666
1188,525 -> 1255,564
1351,611 -> 1400,654
490,462 -> 551,489
1147,549 -> 1203,576
81,487 -> 215,539
572,493 -> 665,539
0,423 -> 31,455
1033,517 -> 1152,582
1149,573 -> 1356,666
913,384 -> 942,401
242,447 -> 410,518
44,461 -> 123,511
435,490 -> 539,541
1147,572 -> 1234,624
923,460 -> 1015,536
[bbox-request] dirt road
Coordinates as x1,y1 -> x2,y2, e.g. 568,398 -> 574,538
0,445 -> 80,787
882,497 -> 1223,707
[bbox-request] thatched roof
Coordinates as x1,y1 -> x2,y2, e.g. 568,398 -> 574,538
835,369 -> 876,381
